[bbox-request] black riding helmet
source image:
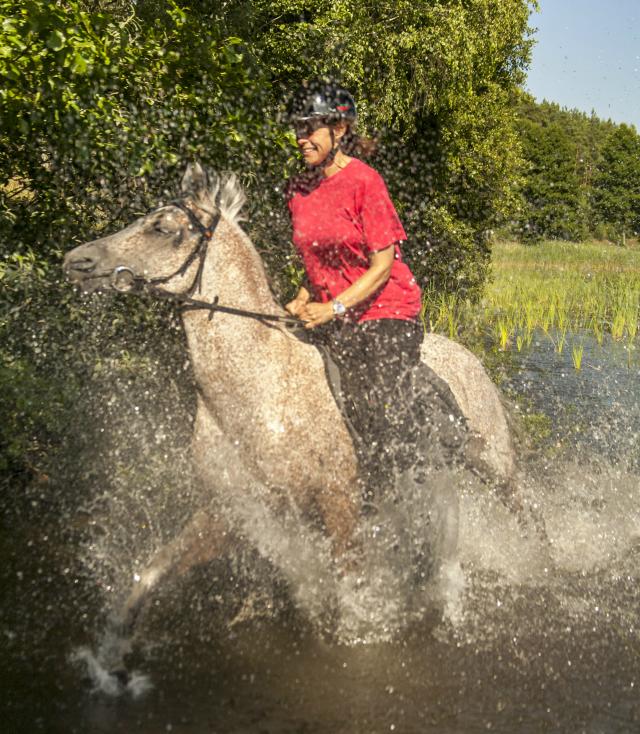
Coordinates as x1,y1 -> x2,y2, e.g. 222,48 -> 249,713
288,80 -> 357,125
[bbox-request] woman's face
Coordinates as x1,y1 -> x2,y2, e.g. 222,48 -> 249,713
295,119 -> 346,167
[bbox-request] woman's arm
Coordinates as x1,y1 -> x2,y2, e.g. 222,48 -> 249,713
300,245 -> 395,328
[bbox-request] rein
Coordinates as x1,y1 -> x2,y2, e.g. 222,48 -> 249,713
135,280 -> 304,328
107,201 -> 303,330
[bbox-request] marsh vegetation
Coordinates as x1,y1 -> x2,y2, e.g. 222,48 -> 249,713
425,239 -> 640,369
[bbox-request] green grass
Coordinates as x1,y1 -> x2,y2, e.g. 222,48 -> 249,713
424,239 -> 640,366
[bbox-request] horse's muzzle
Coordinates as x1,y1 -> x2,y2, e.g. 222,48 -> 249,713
63,252 -> 109,292
63,255 -> 97,275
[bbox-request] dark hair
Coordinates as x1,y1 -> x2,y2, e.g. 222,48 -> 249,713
340,123 -> 378,159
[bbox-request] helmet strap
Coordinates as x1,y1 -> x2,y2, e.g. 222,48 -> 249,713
314,128 -> 341,170
324,128 -> 339,166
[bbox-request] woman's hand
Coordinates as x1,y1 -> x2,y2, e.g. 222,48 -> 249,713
285,286 -> 311,317
284,298 -> 308,317
299,301 -> 335,329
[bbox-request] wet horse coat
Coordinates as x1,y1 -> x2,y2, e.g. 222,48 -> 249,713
63,164 -> 516,627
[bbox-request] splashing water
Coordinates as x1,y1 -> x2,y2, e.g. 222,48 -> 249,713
69,444 -> 640,734
6,320 -> 640,733
70,348 -> 640,697
71,643 -> 152,699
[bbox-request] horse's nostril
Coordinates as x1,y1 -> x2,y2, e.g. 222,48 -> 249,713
66,257 -> 96,274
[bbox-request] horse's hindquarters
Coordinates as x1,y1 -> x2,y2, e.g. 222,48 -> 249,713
420,333 -> 516,484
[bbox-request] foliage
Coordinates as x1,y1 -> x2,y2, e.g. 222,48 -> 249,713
0,0 -> 280,255
592,124 -> 640,244
0,0 -> 536,489
231,0 -> 536,295
1,0 -> 538,295
109,0 -> 535,296
515,100 -> 588,241
0,0 -> 280,488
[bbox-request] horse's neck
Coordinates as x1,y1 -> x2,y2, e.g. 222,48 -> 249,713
181,218 -> 291,404
202,219 -> 278,312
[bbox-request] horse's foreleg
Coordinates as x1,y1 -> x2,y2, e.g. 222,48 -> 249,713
316,482 -> 360,560
117,403 -> 250,633
117,509 -> 230,633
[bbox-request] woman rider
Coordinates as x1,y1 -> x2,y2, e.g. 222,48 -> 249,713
284,80 -> 467,510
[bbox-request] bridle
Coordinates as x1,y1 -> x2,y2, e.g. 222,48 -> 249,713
141,200 -> 220,297
98,201 -> 302,329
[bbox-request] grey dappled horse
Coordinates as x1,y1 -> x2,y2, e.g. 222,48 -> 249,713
63,164 -> 516,636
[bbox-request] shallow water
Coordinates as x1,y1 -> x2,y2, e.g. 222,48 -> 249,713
2,332 -> 640,734
503,330 -> 640,468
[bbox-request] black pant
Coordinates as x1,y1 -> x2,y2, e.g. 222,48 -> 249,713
312,319 -> 467,503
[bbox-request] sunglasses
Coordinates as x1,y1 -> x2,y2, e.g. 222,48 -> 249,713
292,118 -> 330,138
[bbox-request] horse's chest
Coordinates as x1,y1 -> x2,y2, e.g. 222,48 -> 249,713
228,409 -> 332,484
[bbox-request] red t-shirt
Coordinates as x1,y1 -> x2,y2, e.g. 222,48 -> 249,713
287,159 -> 422,323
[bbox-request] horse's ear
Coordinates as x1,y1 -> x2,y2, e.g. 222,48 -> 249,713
181,162 -> 209,197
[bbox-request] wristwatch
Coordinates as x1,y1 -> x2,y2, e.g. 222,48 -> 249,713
332,299 -> 347,317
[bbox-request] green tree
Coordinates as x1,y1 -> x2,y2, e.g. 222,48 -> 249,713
0,0 -> 279,259
0,0 -> 281,487
229,0 -> 536,295
516,114 -> 587,241
592,124 -> 640,245
514,98 -> 585,241
512,96 -> 622,242
119,0 -> 535,295
0,0 -> 536,490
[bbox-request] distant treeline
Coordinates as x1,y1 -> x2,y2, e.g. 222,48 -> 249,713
512,96 -> 640,245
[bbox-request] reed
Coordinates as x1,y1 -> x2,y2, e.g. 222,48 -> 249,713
422,239 -> 640,369
571,342 -> 584,371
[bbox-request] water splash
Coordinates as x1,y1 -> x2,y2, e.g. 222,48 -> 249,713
71,641 -> 152,698
74,412 -> 470,690
57,318 -> 640,709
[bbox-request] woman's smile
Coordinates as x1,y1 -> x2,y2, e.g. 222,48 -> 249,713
296,124 -> 335,165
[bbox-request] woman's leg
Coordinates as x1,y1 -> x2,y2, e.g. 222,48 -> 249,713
316,320 -> 423,504
355,320 -> 425,499
312,319 -> 468,505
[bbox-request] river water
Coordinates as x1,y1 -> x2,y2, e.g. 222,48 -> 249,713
2,330 -> 640,733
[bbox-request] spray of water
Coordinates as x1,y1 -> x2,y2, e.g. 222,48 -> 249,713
54,304 -> 639,700
71,642 -> 152,699
71,418 -> 640,699
69,365 -> 477,694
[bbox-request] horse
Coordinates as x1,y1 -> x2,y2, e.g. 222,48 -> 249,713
63,163 -> 517,637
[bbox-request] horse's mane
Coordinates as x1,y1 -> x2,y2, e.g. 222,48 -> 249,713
194,172 -> 246,226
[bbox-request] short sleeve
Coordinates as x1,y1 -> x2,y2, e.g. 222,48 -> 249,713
357,170 -> 407,252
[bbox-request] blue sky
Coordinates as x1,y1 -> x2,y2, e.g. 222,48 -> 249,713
525,0 -> 640,129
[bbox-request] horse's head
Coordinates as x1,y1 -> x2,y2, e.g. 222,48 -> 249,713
63,163 -> 245,294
